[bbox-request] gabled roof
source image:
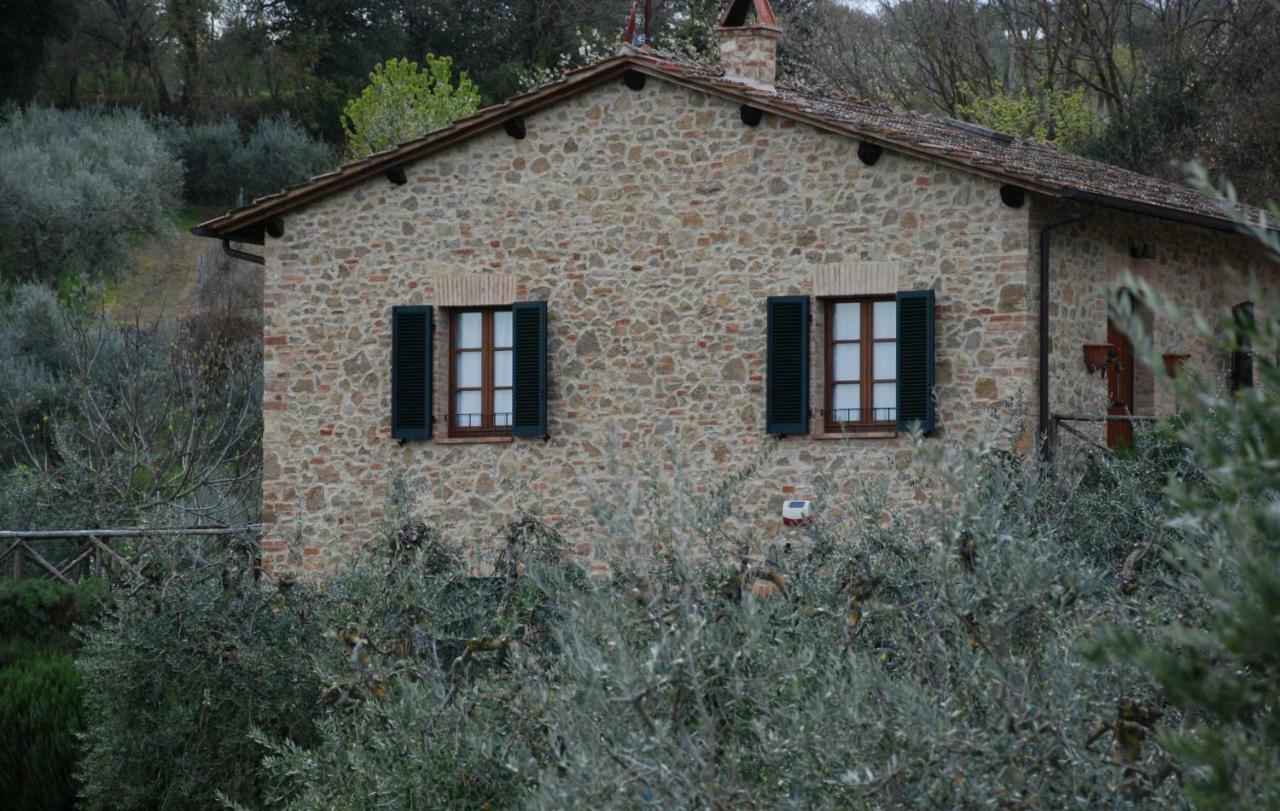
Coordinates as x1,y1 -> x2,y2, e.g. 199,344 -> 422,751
194,47 -> 1263,244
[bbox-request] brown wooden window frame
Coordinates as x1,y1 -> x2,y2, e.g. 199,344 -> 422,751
824,296 -> 897,432
448,307 -> 514,437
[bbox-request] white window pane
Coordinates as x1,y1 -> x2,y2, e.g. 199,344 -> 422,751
833,383 -> 860,420
833,302 -> 860,341
456,391 -> 482,426
873,342 -> 897,380
494,350 -> 512,387
834,343 -> 860,381
872,300 -> 896,340
457,312 -> 482,349
456,351 -> 482,388
873,383 -> 896,421
494,310 -> 513,348
494,389 -> 512,426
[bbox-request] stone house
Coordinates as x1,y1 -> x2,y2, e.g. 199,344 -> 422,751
195,0 -> 1277,573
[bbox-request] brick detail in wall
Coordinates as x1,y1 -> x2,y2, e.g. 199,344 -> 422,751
433,274 -> 518,306
813,261 -> 900,298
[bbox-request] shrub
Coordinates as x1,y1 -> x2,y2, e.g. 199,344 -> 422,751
229,114 -> 334,204
0,106 -> 182,284
0,652 -> 83,811
160,116 -> 335,208
76,557 -> 326,810
160,117 -> 241,205
0,577 -> 107,650
81,428 -> 1184,809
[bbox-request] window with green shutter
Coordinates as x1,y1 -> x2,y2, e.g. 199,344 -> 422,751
895,289 -> 936,434
823,297 -> 897,432
511,300 -> 548,438
767,296 -> 810,435
391,305 -> 433,440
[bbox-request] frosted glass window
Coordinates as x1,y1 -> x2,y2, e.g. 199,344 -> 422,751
457,312 -> 483,348
834,343 -> 860,381
456,351 -> 482,388
875,300 -> 896,337
494,311 -> 513,348
873,342 -> 897,380
494,390 -> 512,426
833,383 -> 860,419
873,383 -> 896,419
455,391 -> 482,426
872,300 -> 896,340
494,350 -> 512,387
833,302 -> 860,341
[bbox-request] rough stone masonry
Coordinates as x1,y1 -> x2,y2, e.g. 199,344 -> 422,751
256,69 -> 1276,575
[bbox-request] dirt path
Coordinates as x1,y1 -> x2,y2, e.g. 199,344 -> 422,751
107,230 -> 203,322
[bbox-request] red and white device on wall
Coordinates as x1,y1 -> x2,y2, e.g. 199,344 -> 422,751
782,499 -> 812,526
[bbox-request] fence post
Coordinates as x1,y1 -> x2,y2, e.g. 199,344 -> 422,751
11,540 -> 22,581
91,535 -> 103,579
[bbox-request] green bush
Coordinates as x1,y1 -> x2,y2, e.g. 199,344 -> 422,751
160,115 -> 334,208
0,651 -> 82,810
0,106 -> 181,284
76,560 -> 326,810
229,114 -> 334,204
0,577 -> 107,650
160,117 -> 242,205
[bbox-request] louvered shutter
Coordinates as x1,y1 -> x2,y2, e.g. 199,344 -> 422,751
896,290 -> 935,434
512,300 -> 548,437
391,306 -> 433,440
766,296 -> 810,435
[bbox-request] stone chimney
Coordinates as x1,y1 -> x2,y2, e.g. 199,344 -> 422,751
715,0 -> 782,88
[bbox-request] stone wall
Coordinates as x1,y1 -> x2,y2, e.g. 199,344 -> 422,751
1032,195 -> 1278,448
260,75 -> 1038,573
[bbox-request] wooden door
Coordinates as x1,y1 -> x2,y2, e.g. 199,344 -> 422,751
1106,318 -> 1135,448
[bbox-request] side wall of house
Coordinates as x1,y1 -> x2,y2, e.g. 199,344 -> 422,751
1033,195 -> 1278,448
260,77 -> 1034,573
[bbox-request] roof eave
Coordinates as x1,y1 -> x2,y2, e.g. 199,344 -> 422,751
1060,188 -> 1262,237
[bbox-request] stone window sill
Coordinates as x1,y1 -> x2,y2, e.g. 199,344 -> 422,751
434,434 -> 513,445
813,430 -> 898,440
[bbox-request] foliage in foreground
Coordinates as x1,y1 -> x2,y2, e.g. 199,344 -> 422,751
0,577 -> 106,811
1096,227 -> 1280,807
79,422 -> 1200,809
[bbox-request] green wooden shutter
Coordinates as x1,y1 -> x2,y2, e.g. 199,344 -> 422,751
391,305 -> 433,440
766,296 -> 810,435
896,290 -> 935,434
512,300 -> 548,437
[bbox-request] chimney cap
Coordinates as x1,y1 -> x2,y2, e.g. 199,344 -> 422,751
717,0 -> 780,30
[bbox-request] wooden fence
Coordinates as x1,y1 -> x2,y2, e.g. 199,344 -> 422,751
0,525 -> 260,584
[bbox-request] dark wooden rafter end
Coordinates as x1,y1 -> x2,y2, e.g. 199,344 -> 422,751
1000,184 -> 1026,208
740,105 -> 764,127
857,141 -> 882,166
623,69 -> 647,91
504,118 -> 527,140
386,165 -> 408,185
